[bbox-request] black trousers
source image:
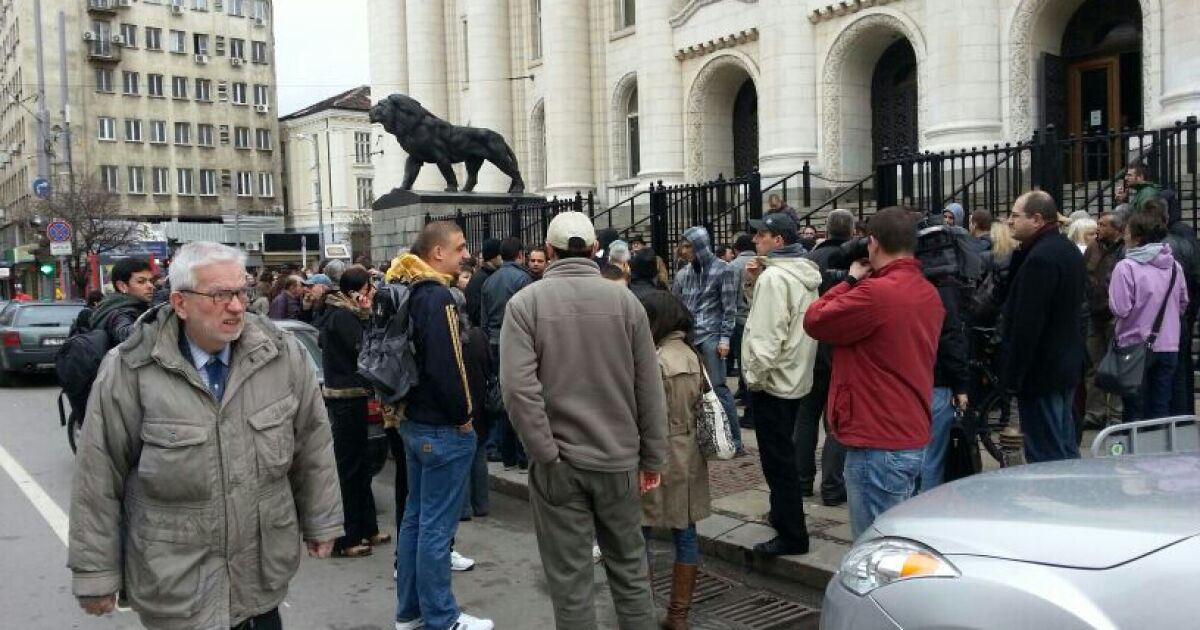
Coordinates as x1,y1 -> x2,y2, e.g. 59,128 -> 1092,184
794,372 -> 846,501
750,392 -> 810,544
326,397 -> 378,550
232,608 -> 282,630
1170,311 -> 1197,416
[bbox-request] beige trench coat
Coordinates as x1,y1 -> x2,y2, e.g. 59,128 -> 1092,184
641,333 -> 712,530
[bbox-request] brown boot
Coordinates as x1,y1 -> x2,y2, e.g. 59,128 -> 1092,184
661,562 -> 698,629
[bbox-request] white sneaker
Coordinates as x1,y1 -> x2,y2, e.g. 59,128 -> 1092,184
450,612 -> 494,630
395,619 -> 424,630
592,545 -> 603,564
450,550 -> 476,572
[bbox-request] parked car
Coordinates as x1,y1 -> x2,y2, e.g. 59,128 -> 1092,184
0,301 -> 84,386
821,417 -> 1200,630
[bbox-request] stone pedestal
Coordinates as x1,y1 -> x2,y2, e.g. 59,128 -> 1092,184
370,189 -> 546,263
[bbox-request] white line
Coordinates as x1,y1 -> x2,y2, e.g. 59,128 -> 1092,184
0,440 -> 70,546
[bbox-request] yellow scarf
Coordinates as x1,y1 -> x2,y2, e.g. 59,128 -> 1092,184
385,253 -> 453,286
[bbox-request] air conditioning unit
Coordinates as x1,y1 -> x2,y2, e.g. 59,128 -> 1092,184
244,241 -> 262,252
170,5 -> 183,15
82,32 -> 96,41
230,57 -> 243,67
194,54 -> 209,64
111,34 -> 124,45
254,104 -> 269,114
117,0 -> 133,7
254,17 -> 265,27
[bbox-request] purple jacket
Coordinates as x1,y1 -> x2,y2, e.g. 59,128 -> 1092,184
1110,243 -> 1190,352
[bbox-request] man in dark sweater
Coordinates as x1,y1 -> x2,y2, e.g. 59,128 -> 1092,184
90,258 -> 154,343
463,238 -> 501,328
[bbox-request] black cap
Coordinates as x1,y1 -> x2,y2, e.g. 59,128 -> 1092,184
749,212 -> 799,240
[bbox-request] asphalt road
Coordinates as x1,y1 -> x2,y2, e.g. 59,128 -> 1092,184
0,374 -> 821,629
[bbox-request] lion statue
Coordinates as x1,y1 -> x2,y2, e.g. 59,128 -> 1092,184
370,93 -> 525,194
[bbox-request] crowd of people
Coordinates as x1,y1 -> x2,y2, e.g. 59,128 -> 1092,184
63,161 -> 1198,630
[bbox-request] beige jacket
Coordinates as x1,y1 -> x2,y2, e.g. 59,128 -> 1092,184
68,306 -> 343,629
641,334 -> 711,529
742,255 -> 822,399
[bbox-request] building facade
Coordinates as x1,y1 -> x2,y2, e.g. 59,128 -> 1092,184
280,85 -> 375,260
367,0 -> 1200,205
0,0 -> 281,261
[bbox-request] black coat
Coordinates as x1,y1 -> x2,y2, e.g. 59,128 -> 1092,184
316,298 -> 369,391
463,263 -> 496,327
804,238 -> 849,375
1000,230 -> 1086,396
934,281 -> 970,394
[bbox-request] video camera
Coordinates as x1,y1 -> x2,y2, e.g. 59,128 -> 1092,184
837,209 -> 983,284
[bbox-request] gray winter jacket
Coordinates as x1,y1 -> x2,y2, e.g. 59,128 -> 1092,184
68,306 -> 343,629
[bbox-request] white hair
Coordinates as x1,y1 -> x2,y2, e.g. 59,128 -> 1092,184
608,240 -> 631,264
169,241 -> 247,292
1067,218 -> 1097,247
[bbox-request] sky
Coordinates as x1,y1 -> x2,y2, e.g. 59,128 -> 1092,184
273,0 -> 371,116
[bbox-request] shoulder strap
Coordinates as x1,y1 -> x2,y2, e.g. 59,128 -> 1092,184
1148,263 -> 1178,345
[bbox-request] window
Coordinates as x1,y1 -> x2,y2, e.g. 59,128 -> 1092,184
356,177 -> 374,210
169,30 -> 186,54
617,0 -> 636,28
626,86 -> 640,178
192,0 -> 209,10
124,118 -> 142,142
150,120 -> 167,144
232,82 -> 247,105
89,20 -> 112,57
531,0 -> 542,60
97,117 -> 116,141
172,76 -> 188,99
195,78 -> 211,101
228,0 -> 245,16
251,0 -> 268,21
177,168 -> 194,195
355,131 -> 372,164
174,122 -> 191,145
147,73 -> 164,97
145,27 -> 162,51
198,124 -> 215,146
128,166 -> 145,194
193,33 -> 208,55
229,38 -> 245,60
251,41 -> 267,64
200,169 -> 217,195
101,165 -> 119,192
95,68 -> 113,93
461,20 -> 469,83
152,167 -> 170,194
253,84 -> 268,105
236,171 -> 253,196
258,172 -> 275,197
234,126 -> 250,149
255,128 -> 272,150
120,23 -> 137,47
122,71 -> 139,95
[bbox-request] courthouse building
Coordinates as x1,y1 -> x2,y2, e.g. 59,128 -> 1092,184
367,0 -> 1200,204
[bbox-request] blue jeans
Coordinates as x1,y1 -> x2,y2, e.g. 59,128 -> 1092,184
396,421 -> 476,630
1017,389 -> 1081,464
460,433 -> 490,518
698,338 -> 742,452
919,387 -> 954,493
642,524 -> 700,565
844,448 -> 924,540
1123,351 -> 1179,423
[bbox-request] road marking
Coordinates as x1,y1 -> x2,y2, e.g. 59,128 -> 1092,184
0,441 -> 69,546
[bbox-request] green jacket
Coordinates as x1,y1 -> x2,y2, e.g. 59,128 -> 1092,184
1130,182 -> 1163,211
68,306 -> 342,629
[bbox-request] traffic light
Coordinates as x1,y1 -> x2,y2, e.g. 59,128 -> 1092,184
39,262 -> 55,276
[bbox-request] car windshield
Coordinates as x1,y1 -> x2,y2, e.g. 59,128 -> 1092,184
16,305 -> 82,327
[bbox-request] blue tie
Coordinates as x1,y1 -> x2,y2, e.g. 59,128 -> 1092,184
205,357 -> 227,401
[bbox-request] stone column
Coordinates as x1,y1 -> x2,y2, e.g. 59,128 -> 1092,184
921,0 -> 1003,151
758,0 -> 818,179
635,0 -> 684,185
541,0 -> 594,195
466,0 -> 514,192
405,0 -> 449,190
368,0 -> 407,196
1157,0 -> 1200,126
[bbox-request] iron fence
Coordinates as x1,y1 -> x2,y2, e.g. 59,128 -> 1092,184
426,192 -> 593,254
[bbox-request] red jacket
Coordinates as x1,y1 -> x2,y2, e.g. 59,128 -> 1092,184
803,258 -> 944,450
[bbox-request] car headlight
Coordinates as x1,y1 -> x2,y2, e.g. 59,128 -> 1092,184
838,537 -> 960,595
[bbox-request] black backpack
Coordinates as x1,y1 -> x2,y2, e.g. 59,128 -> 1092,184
357,280 -> 433,405
55,327 -> 112,422
917,224 -> 983,285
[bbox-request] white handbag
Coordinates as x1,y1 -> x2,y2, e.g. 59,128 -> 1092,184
694,363 -> 737,461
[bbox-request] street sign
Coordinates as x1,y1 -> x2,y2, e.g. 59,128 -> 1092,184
47,220 -> 72,243
324,243 -> 352,260
32,177 -> 51,200
50,241 -> 73,257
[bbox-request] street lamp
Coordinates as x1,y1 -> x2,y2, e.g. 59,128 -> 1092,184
294,133 -> 326,253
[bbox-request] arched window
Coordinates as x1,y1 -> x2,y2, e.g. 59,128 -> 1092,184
626,86 -> 640,178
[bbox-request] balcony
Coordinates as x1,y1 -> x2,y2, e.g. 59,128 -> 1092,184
84,37 -> 120,63
86,0 -> 118,15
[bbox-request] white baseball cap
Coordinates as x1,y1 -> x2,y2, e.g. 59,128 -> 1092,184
545,211 -> 597,250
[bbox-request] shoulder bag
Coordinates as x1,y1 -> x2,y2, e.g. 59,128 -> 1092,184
1095,264 -> 1177,397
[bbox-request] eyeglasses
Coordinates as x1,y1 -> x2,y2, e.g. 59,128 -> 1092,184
181,287 -> 251,305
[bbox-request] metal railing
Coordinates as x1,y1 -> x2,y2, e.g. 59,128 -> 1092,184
426,192 -> 593,254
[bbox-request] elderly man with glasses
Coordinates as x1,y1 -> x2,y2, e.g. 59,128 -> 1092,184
68,241 -> 343,630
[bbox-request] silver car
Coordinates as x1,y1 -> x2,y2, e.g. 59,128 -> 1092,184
822,417 -> 1200,630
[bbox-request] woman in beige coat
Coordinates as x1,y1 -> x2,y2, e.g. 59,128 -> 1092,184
639,290 -> 712,630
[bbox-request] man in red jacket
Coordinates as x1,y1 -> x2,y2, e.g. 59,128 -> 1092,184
804,207 -> 945,538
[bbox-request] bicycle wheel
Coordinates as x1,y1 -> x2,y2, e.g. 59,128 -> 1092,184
975,391 -> 1014,467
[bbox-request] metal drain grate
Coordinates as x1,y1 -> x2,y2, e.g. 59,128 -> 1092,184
706,594 -> 818,629
652,569 -> 735,605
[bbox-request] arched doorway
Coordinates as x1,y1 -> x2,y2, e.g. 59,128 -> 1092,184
732,79 -> 758,177
871,39 -> 918,163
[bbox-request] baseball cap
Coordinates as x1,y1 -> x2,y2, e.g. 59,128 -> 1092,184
546,212 -> 597,251
303,273 -> 335,287
749,212 -> 799,240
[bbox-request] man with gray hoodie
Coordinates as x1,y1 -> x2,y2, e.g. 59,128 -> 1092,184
742,212 -> 820,556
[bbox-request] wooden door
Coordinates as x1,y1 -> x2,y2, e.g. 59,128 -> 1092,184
1068,56 -> 1121,181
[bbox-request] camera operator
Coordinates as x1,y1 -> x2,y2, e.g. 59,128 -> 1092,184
804,207 -> 945,538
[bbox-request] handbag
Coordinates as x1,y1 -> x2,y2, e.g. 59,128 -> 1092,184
694,360 -> 737,461
1095,264 -> 1177,397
